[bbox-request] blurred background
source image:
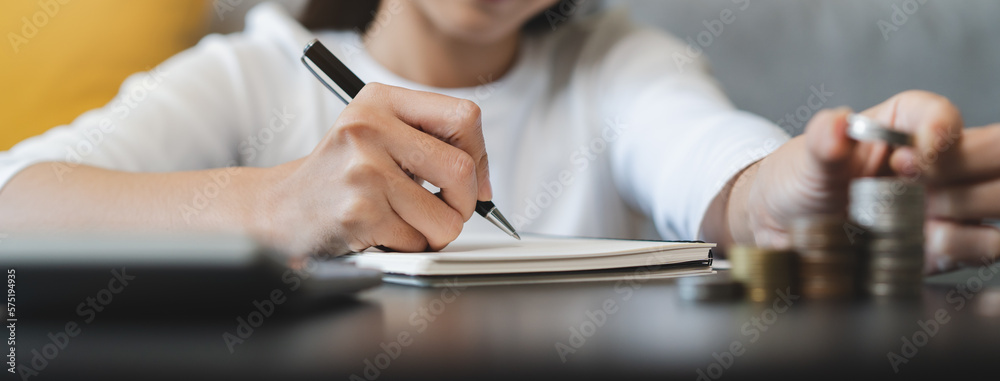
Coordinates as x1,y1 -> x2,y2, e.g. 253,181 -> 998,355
2,0 -> 999,150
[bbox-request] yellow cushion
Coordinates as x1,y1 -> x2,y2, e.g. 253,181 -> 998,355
0,0 -> 209,150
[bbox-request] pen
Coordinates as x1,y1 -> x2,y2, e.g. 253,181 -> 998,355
301,39 -> 520,240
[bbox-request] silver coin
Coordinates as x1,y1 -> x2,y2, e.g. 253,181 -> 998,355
849,189 -> 926,200
849,202 -> 925,214
869,257 -> 924,270
847,114 -> 913,146
869,270 -> 924,284
850,177 -> 925,191
868,282 -> 922,297
850,199 -> 925,214
849,198 -> 926,209
850,216 -> 926,227
849,188 -> 926,199
851,222 -> 924,235
849,209 -> 924,224
868,240 -> 924,254
849,213 -> 925,225
849,204 -> 925,214
868,253 -> 924,262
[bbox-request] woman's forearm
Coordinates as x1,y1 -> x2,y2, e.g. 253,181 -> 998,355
0,85 -> 494,256
0,162 -> 272,233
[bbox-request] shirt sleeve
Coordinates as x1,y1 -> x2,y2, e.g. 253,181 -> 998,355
0,32 -> 262,191
600,22 -> 790,240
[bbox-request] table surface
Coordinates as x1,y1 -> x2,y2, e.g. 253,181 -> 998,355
17,264 -> 1000,380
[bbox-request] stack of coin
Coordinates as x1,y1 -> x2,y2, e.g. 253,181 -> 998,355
728,246 -> 794,302
849,178 -> 926,297
789,215 -> 860,299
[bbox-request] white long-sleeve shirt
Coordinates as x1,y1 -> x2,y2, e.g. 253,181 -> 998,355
0,3 -> 789,241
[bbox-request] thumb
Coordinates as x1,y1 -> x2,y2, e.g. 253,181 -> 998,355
804,107 -> 893,178
803,107 -> 857,171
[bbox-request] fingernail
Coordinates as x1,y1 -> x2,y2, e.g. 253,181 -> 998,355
936,255 -> 956,273
927,224 -> 947,256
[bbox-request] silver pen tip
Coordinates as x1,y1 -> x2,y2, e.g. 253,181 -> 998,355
484,207 -> 520,240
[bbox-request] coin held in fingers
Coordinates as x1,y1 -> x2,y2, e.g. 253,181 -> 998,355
847,113 -> 913,146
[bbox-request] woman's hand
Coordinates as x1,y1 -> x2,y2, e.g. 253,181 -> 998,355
897,119 -> 1000,273
253,83 -> 492,256
728,90 -> 999,273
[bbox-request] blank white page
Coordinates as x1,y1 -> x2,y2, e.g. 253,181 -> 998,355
419,234 -> 714,262
349,234 -> 715,276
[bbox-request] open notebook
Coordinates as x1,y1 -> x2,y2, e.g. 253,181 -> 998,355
346,234 -> 715,285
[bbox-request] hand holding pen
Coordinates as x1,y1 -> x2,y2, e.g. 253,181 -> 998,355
274,39 -> 517,256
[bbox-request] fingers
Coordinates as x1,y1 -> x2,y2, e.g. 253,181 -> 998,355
382,116 -> 480,220
312,83 -> 489,253
951,125 -> 1000,181
306,83 -> 493,255
332,186 -> 428,253
804,107 -> 856,168
864,90 -> 964,149
804,107 -> 892,177
358,83 -> 493,201
384,167 -> 465,250
859,91 -> 964,183
365,209 -> 430,253
895,124 -> 1000,185
927,178 -> 1000,220
924,219 -> 1000,274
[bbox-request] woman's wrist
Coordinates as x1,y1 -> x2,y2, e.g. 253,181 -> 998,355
229,163 -> 295,248
726,160 -> 762,247
701,160 -> 761,250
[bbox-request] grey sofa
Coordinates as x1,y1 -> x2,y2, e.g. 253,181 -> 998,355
610,0 -> 1000,130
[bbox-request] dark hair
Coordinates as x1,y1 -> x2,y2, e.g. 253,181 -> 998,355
300,0 -> 579,33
